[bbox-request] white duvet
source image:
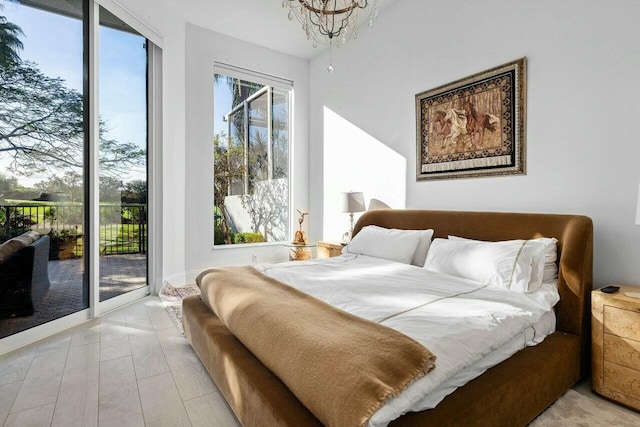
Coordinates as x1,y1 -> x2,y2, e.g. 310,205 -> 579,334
254,254 -> 559,427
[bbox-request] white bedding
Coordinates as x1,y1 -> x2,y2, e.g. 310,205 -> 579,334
254,253 -> 559,427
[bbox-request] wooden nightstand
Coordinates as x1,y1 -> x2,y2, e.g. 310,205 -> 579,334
317,241 -> 343,259
592,285 -> 640,410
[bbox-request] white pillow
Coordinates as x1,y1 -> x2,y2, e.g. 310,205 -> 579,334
424,238 -> 547,292
537,237 -> 559,282
343,225 -> 426,265
411,229 -> 435,267
449,235 -> 559,282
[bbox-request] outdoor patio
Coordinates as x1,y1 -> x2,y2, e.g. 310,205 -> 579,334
0,254 -> 147,339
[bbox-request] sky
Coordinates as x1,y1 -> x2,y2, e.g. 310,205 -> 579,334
214,76 -> 233,141
0,0 -> 147,188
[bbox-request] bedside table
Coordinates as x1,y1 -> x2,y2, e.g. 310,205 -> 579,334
317,241 -> 343,259
592,285 -> 640,410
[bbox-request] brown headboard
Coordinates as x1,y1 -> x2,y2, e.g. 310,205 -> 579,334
353,209 -> 593,376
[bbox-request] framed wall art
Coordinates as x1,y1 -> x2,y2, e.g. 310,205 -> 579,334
416,58 -> 526,180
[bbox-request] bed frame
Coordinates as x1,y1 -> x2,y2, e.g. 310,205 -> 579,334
183,210 -> 593,426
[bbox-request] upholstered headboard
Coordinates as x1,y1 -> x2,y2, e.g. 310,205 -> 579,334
353,209 -> 593,376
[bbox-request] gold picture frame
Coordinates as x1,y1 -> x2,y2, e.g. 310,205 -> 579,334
416,58 -> 527,180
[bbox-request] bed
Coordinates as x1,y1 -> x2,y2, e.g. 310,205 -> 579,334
183,209 -> 593,426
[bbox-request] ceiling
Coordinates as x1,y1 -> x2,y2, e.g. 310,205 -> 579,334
174,0 -> 397,59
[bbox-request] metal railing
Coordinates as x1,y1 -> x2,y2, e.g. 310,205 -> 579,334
0,203 -> 147,258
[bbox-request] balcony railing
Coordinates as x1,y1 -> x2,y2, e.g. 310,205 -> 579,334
0,203 -> 147,258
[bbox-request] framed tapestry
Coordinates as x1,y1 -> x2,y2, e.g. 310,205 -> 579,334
416,58 -> 526,180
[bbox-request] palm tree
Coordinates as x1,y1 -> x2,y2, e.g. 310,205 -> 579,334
0,5 -> 24,68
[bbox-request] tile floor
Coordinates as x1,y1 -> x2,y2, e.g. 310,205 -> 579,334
2,296 -> 639,426
0,296 -> 240,427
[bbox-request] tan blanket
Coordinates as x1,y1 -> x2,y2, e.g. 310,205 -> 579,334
196,266 -> 436,427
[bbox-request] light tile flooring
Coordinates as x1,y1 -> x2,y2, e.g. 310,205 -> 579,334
2,296 -> 640,426
0,296 -> 240,427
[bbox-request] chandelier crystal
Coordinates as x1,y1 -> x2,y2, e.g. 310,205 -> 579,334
283,0 -> 379,72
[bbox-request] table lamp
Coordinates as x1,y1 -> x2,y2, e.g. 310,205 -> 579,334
341,191 -> 365,243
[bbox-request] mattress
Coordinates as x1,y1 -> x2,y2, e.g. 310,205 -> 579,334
254,254 -> 559,426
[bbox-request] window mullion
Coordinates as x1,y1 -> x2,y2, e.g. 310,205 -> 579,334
267,87 -> 273,180
243,100 -> 249,194
88,0 -> 100,315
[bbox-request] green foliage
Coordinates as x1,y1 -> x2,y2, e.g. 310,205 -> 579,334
214,221 -> 233,245
99,176 -> 122,203
233,232 -> 265,244
35,171 -> 83,202
121,180 -> 147,203
48,228 -> 78,243
0,186 -> 39,200
0,172 -> 17,198
0,4 -> 23,69
214,132 -> 245,244
0,206 -> 32,239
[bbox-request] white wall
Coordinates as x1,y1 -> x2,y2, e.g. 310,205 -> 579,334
310,0 -> 640,286
183,24 -> 310,283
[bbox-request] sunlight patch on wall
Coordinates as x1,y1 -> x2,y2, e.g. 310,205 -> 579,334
323,107 -> 406,241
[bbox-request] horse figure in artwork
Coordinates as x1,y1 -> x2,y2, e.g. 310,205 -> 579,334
464,100 -> 499,148
434,109 -> 468,148
433,110 -> 451,147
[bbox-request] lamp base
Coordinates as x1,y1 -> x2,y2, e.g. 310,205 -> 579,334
341,212 -> 356,244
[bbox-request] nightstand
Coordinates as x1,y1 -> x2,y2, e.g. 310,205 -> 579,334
317,241 -> 343,259
592,285 -> 640,410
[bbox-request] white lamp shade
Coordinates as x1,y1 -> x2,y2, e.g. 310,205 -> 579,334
341,191 -> 366,213
368,198 -> 391,211
636,183 -> 640,225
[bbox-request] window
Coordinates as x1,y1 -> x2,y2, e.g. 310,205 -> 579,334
213,66 -> 291,246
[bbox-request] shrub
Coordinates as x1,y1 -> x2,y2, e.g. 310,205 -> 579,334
214,222 -> 233,245
233,232 -> 266,244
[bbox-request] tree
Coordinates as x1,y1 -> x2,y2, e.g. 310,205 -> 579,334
121,180 -> 147,204
0,4 -> 23,68
0,12 -> 145,180
214,132 -> 245,244
35,171 -> 83,202
0,61 -> 145,178
0,172 -> 17,199
99,176 -> 122,203
214,73 -> 262,144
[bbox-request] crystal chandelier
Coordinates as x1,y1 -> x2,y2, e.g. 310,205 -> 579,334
283,0 -> 379,72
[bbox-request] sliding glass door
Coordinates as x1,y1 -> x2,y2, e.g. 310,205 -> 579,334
0,0 -> 156,346
98,6 -> 148,302
0,0 -> 88,339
